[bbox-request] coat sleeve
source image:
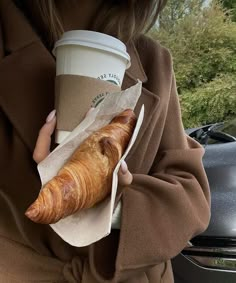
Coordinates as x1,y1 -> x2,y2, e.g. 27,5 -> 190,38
89,71 -> 211,283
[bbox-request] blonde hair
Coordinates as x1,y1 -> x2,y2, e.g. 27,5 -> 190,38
35,0 -> 167,44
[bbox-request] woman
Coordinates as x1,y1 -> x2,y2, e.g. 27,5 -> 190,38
0,0 -> 210,282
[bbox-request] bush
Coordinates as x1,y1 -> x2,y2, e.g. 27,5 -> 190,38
180,74 -> 236,128
151,2 -> 236,93
149,1 -> 236,128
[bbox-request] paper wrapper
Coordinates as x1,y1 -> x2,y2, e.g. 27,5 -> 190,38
37,81 -> 144,247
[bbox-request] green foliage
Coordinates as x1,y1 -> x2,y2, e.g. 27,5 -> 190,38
159,0 -> 205,30
180,74 -> 236,128
149,1 -> 236,128
151,2 -> 236,93
220,0 -> 236,21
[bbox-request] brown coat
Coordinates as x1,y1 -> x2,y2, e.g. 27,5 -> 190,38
0,0 -> 211,282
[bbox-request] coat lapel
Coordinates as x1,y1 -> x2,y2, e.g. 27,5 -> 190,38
0,0 -> 55,152
125,41 -> 147,85
0,0 -> 159,155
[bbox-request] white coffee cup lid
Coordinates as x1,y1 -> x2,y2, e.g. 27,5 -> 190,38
53,30 -> 131,68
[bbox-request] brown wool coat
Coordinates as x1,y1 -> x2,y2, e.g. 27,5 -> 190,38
0,0 -> 211,282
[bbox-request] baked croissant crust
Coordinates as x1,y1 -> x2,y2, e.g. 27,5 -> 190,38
25,109 -> 137,224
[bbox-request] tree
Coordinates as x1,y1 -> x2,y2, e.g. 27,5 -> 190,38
180,74 -> 236,128
221,0 -> 236,21
150,0 -> 236,128
159,0 -> 205,30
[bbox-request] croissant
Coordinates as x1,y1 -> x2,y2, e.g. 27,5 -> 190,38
25,109 -> 137,224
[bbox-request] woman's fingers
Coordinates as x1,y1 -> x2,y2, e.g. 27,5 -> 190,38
32,107 -> 94,164
33,110 -> 56,164
118,160 -> 133,186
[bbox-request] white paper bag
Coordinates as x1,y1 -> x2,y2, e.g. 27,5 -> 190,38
37,81 -> 144,246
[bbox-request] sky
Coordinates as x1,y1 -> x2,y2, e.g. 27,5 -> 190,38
204,0 -> 212,7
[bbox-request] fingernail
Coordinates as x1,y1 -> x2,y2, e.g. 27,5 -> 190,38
46,110 -> 56,123
121,160 -> 128,174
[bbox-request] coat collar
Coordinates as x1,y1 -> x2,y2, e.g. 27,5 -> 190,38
126,41 -> 147,84
0,0 -> 147,153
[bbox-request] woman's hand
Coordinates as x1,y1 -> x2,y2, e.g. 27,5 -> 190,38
33,110 -> 133,186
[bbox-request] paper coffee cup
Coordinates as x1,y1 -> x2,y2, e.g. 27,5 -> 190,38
53,30 -> 131,143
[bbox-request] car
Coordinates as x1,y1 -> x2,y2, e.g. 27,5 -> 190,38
173,118 -> 236,283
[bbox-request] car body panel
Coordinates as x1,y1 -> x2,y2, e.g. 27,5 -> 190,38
173,254 -> 236,283
203,143 -> 236,238
173,121 -> 236,281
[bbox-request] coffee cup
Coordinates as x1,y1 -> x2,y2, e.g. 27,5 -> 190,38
53,30 -> 131,143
